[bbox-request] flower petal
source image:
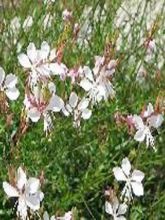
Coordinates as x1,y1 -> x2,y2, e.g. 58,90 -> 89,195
0,66 -> 5,86
18,53 -> 31,68
81,108 -> 92,120
47,95 -> 64,112
133,115 -> 144,130
118,203 -> 128,215
105,201 -> 113,215
69,92 -> 78,108
80,78 -> 93,91
17,167 -> 27,190
27,43 -> 37,64
3,182 -> 19,198
131,170 -> 144,182
5,74 -> 17,88
40,41 -> 50,60
113,167 -> 127,181
134,129 -> 146,142
6,87 -> 20,100
121,157 -> 131,177
26,177 -> 40,194
78,98 -> 89,110
28,107 -> 41,122
131,181 -> 144,196
148,114 -> 164,129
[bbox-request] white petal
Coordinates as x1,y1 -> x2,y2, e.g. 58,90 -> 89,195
28,107 -> 41,122
131,181 -> 144,196
121,157 -> 131,177
18,53 -> 31,68
49,48 -> 57,61
117,203 -> 128,215
113,167 -> 127,181
134,129 -> 145,142
6,87 -> 20,100
3,182 -> 19,198
78,98 -> 89,110
117,217 -> 126,220
105,201 -> 113,215
16,167 -> 27,190
26,194 -> 40,211
69,92 -> 78,108
47,95 -> 64,112
83,66 -> 93,81
26,177 -> 40,194
43,212 -> 50,220
40,41 -> 50,60
81,108 -> 92,120
48,82 -> 56,94
148,114 -> 164,128
27,43 -> 37,64
80,78 -> 93,91
5,74 -> 17,88
133,115 -> 144,130
131,170 -> 144,182
144,103 -> 154,117
0,66 -> 5,86
62,106 -> 70,116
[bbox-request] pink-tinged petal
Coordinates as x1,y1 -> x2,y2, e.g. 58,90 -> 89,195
121,157 -> 131,177
134,129 -> 145,142
81,109 -> 92,120
131,170 -> 144,182
28,108 -> 41,122
3,182 -> 19,198
131,182 -> 144,196
26,177 -> 40,194
18,53 -> 31,68
105,201 -> 113,215
47,95 -> 64,112
5,74 -> 17,88
80,78 -> 93,91
27,43 -> 37,64
78,98 -> 89,111
113,167 -> 127,181
17,167 -> 27,190
6,87 -> 20,100
117,203 -> 128,215
69,92 -> 78,108
0,66 -> 5,86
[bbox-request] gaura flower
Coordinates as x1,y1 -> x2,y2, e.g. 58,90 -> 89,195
0,66 -> 20,100
105,199 -> 128,220
62,92 -> 92,127
3,167 -> 44,220
24,82 -> 63,134
113,157 -> 145,201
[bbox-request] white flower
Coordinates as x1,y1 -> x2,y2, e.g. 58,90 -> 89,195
133,115 -> 155,148
105,199 -> 128,220
62,92 -> 92,127
23,16 -> 33,31
24,83 -> 63,134
113,157 -> 145,201
43,13 -> 53,30
3,167 -> 44,220
80,65 -> 115,104
43,0 -> 56,4
0,66 -> 20,100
